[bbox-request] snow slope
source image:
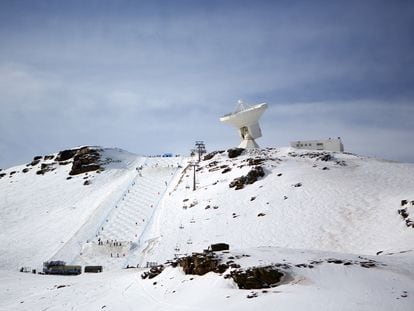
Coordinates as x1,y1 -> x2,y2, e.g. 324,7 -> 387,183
0,148 -> 141,271
0,146 -> 413,310
134,147 -> 414,266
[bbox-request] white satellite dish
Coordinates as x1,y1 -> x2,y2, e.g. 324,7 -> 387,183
220,100 -> 268,149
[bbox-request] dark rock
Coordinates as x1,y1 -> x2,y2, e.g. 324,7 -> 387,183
209,243 -> 230,252
360,262 -> 376,268
229,166 -> 264,190
0,173 -> 6,179
247,158 -> 265,166
36,163 -> 56,175
22,168 -> 30,173
141,265 -> 165,279
222,167 -> 231,174
335,160 -> 347,166
229,176 -> 246,189
250,196 -> 256,201
203,151 -> 223,161
228,148 -> 244,158
217,264 -> 229,274
398,209 -> 409,219
246,292 -> 258,299
277,173 -> 282,176
44,155 -> 55,160
293,182 -> 302,187
318,154 -> 332,161
322,167 -> 329,170
245,166 -> 264,184
9,171 -> 16,175
230,266 -> 285,289
83,180 -> 91,186
401,200 -> 408,206
56,149 -> 78,162
30,159 -> 41,166
208,167 -> 220,172
33,156 -> 43,161
257,213 -> 266,217
295,264 -> 310,268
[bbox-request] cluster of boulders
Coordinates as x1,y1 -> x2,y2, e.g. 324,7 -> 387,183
141,244 -> 289,291
0,147 -> 104,186
288,151 -> 332,161
141,265 -> 165,279
246,158 -> 265,166
36,162 -> 57,175
398,200 -> 414,228
288,151 -> 347,166
229,166 -> 265,190
304,256 -> 381,269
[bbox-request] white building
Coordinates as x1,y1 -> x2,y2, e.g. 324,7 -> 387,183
290,137 -> 344,152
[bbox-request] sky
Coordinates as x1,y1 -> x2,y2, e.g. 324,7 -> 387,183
0,0 -> 413,168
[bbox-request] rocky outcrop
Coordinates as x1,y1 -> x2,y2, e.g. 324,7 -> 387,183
228,148 -> 244,158
178,252 -> 228,276
26,146 -> 104,177
229,166 -> 265,190
203,151 -> 224,161
398,199 -> 414,228
56,149 -> 78,162
68,147 -> 102,176
229,266 -> 285,289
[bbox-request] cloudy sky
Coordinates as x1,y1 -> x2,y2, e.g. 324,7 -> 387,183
1,0 -> 413,168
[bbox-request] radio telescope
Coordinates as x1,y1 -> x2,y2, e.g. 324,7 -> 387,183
220,100 -> 268,149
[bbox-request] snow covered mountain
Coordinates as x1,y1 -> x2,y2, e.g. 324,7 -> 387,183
0,146 -> 413,311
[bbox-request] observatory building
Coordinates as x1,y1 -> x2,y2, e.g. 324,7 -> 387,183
290,137 -> 344,152
220,100 -> 268,149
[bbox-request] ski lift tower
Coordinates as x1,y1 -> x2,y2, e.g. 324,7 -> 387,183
220,100 -> 268,149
